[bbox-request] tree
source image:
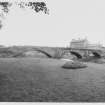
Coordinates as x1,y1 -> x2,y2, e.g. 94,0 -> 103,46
0,1 -> 49,29
0,20 -> 2,29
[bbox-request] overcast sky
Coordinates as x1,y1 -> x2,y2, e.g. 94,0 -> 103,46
0,0 -> 105,47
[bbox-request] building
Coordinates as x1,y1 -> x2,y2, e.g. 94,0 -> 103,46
70,38 -> 88,49
70,38 -> 103,50
87,44 -> 103,49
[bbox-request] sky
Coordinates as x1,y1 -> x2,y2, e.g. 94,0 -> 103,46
0,0 -> 105,47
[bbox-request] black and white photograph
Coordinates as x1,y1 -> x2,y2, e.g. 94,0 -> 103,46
0,0 -> 105,103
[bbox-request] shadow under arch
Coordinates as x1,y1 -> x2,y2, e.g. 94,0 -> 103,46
92,52 -> 101,58
70,51 -> 82,59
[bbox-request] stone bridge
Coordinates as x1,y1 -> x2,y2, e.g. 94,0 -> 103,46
33,47 -> 105,59
22,47 -> 105,59
1,46 -> 105,59
63,47 -> 105,59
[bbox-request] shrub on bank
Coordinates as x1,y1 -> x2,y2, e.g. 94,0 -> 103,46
80,56 -> 105,64
62,61 -> 87,69
92,59 -> 105,64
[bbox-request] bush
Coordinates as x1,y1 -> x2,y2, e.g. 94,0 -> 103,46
92,59 -> 105,64
0,48 -> 25,58
80,56 -> 105,64
62,61 -> 87,69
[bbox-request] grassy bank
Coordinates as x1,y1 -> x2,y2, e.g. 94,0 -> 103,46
0,58 -> 105,102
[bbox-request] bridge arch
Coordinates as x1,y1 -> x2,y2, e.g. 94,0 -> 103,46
70,51 -> 82,59
32,49 -> 53,58
92,52 -> 101,58
14,49 -> 53,58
